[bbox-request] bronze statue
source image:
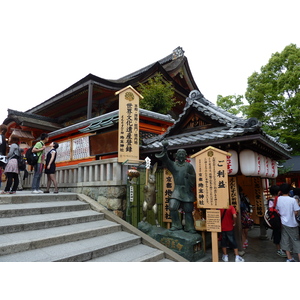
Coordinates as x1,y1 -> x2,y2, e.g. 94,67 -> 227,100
156,140 -> 197,233
142,162 -> 160,227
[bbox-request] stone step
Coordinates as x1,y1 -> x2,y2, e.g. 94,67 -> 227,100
0,219 -> 121,256
0,231 -> 142,262
0,193 -> 78,204
0,192 -> 183,262
88,243 -> 168,262
0,200 -> 90,218
0,210 -> 104,234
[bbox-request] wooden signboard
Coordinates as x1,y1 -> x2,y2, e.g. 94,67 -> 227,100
191,146 -> 231,262
206,210 -> 221,232
116,86 -> 143,163
191,146 -> 230,209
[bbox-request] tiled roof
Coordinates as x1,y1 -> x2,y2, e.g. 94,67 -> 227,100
116,47 -> 183,82
49,109 -> 174,136
5,109 -> 62,131
141,90 -> 291,158
141,126 -> 254,150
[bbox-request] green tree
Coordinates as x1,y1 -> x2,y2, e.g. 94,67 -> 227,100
216,94 -> 248,117
245,43 -> 300,154
137,73 -> 179,114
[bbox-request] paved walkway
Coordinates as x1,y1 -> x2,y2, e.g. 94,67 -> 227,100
203,225 -> 299,262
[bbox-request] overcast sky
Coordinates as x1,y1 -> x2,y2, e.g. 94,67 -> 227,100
1,0 -> 299,124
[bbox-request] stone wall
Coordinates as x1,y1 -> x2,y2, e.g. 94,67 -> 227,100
50,185 -> 127,219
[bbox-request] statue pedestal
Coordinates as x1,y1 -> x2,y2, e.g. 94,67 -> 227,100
138,222 -> 204,262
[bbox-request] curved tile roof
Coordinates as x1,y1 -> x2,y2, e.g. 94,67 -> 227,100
141,90 -> 291,159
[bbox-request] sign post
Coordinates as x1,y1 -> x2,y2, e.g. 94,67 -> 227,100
191,146 -> 231,262
116,86 -> 143,163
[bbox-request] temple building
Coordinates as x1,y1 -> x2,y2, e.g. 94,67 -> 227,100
3,46 -> 194,165
1,47 -> 292,247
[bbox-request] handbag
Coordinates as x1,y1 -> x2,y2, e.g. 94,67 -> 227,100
241,210 -> 254,228
0,155 -> 8,167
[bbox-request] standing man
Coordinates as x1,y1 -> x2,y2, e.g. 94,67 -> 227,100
276,183 -> 300,262
31,133 -> 49,194
155,140 -> 196,233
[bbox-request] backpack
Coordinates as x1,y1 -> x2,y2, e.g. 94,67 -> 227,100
18,155 -> 26,171
264,197 -> 281,229
25,147 -> 39,166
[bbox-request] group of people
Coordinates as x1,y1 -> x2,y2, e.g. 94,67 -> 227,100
268,183 -> 300,262
0,126 -> 59,194
220,182 -> 300,262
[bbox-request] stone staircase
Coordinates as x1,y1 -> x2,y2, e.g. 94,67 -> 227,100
0,192 -> 186,262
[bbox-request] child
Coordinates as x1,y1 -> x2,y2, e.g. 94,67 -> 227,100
220,205 -> 245,262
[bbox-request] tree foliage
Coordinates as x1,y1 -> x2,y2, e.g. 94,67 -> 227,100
137,73 -> 179,114
216,94 -> 247,117
245,44 -> 300,154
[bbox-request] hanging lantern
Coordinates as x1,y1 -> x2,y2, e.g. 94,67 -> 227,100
239,149 -> 257,176
127,166 -> 140,179
255,152 -> 266,177
264,156 -> 271,178
227,150 -> 238,175
269,160 -> 278,178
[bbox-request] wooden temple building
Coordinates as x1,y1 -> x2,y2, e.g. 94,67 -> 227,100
1,47 -> 292,243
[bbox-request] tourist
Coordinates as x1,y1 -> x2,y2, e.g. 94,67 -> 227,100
239,187 -> 253,249
31,133 -> 49,194
1,136 -> 20,194
276,183 -> 300,262
44,142 -> 59,193
220,205 -> 245,262
17,148 -> 25,191
268,185 -> 286,257
0,124 -> 8,169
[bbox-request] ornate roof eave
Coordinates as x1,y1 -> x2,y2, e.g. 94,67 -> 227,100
49,109 -> 175,137
141,90 -> 291,160
148,90 -> 259,141
117,46 -> 184,82
25,47 -> 198,115
4,109 -> 63,131
141,130 -> 291,161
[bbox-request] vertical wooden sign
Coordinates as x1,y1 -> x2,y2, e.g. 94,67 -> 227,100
253,177 -> 264,217
191,146 -> 230,209
163,168 -> 173,223
191,146 -> 231,262
116,86 -> 143,163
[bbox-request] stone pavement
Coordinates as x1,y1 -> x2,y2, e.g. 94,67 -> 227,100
202,225 -> 299,262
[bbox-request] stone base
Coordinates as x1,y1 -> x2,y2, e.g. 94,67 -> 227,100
138,221 -> 204,262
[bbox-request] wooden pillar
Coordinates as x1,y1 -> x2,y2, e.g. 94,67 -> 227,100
87,81 -> 93,119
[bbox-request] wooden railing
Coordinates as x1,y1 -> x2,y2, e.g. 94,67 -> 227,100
23,158 -> 128,190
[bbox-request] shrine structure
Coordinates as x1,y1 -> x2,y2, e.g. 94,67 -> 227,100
1,47 -> 292,251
